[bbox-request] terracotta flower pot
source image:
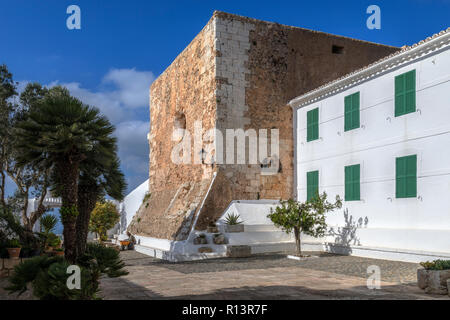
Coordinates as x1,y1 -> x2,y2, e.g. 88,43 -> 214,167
54,251 -> 64,256
7,248 -> 21,259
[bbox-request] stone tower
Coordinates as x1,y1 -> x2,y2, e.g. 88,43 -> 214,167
128,11 -> 399,241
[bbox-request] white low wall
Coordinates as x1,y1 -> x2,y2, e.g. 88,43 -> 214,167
118,179 -> 149,233
132,199 -> 450,263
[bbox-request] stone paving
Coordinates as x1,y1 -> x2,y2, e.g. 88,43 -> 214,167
98,251 -> 448,300
1,250 -> 449,300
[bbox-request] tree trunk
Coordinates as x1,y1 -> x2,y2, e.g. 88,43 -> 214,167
0,169 -> 6,209
294,227 -> 302,256
76,185 -> 98,256
57,158 -> 80,263
24,172 -> 49,233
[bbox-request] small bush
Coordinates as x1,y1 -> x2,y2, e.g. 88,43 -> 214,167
142,192 -> 151,204
40,214 -> 58,234
224,213 -> 242,225
83,243 -> 128,278
8,238 -> 21,248
6,243 -> 128,300
420,260 -> 450,270
47,233 -> 61,247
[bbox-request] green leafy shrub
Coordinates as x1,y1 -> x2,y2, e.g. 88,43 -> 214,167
89,201 -> 120,241
40,214 -> 58,234
6,243 -> 128,300
83,243 -> 128,278
224,213 -> 242,225
48,233 -> 61,248
8,238 -> 21,248
142,192 -> 151,204
420,260 -> 450,270
268,193 -> 342,256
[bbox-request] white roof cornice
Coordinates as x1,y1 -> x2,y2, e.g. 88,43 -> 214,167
289,28 -> 450,109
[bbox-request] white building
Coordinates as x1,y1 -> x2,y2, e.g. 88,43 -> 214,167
289,28 -> 450,263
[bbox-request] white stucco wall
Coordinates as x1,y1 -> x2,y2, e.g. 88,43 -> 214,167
118,179 -> 149,234
294,44 -> 450,261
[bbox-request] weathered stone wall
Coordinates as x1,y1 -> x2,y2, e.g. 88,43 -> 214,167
130,11 -> 400,237
128,16 -> 218,239
195,12 -> 399,229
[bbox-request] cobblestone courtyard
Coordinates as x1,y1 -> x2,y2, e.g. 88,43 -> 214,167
1,251 -> 449,300
98,251 -> 447,300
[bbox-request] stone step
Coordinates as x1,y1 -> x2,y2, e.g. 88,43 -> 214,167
250,241 -> 324,254
134,244 -> 169,260
243,224 -> 281,232
135,244 -> 226,262
250,242 -> 296,254
226,230 -> 294,245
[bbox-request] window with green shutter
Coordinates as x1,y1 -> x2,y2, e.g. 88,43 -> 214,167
344,92 -> 360,131
396,155 -> 417,198
395,70 -> 416,117
307,108 -> 319,142
307,170 -> 319,201
345,164 -> 360,201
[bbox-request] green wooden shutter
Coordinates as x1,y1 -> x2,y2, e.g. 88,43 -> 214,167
307,110 -> 312,141
344,95 -> 352,131
395,70 -> 416,117
396,155 -> 417,198
312,108 -> 319,140
345,164 -> 360,201
405,155 -> 417,197
307,108 -> 319,142
344,92 -> 360,131
352,92 -> 360,129
307,170 -> 319,201
396,157 -> 406,198
405,70 -> 416,114
353,164 -> 360,200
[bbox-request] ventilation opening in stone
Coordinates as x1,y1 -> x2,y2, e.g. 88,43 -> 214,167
332,45 -> 344,54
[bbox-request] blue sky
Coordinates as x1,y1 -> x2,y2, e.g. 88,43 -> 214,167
1,0 -> 449,195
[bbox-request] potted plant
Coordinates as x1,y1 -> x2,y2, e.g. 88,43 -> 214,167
49,234 -> 62,249
417,260 -> 450,294
53,248 -> 64,256
224,213 -> 244,233
7,239 -> 21,259
39,214 -> 58,253
193,233 -> 208,245
44,233 -> 60,253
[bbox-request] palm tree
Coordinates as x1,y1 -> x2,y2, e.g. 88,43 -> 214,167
15,86 -> 115,262
76,153 -> 126,256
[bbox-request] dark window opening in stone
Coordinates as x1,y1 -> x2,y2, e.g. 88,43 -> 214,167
174,112 -> 186,130
332,45 -> 344,54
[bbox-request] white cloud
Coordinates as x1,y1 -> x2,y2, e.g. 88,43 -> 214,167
46,68 -> 153,193
102,68 -> 153,109
48,68 -> 155,124
115,120 -> 149,173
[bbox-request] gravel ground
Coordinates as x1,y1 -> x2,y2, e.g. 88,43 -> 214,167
121,250 -> 419,284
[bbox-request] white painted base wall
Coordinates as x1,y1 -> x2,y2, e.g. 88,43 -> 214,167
131,200 -> 450,263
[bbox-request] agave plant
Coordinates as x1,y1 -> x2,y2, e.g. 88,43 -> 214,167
224,213 -> 242,225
